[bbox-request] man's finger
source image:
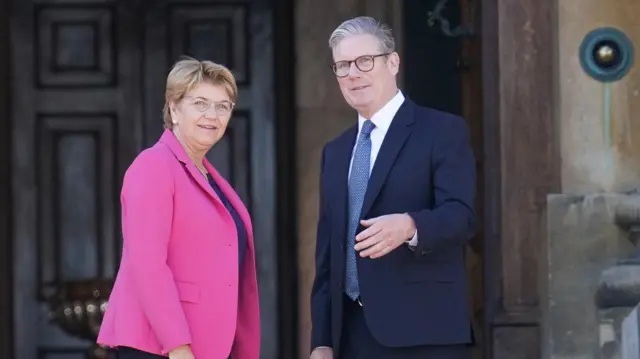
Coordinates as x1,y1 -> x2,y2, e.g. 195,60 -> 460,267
361,240 -> 388,258
360,215 -> 383,227
355,233 -> 382,251
369,245 -> 391,259
355,224 -> 381,242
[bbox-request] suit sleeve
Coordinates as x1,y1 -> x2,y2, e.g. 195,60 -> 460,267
310,147 -> 332,350
121,151 -> 192,353
408,115 -> 476,254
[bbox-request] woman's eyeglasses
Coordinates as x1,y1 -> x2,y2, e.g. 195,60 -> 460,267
184,96 -> 235,117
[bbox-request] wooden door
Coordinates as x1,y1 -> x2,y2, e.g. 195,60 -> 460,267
458,0 -> 484,357
404,0 -> 483,357
9,0 -> 277,358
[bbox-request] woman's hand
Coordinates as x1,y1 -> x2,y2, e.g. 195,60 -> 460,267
169,345 -> 195,359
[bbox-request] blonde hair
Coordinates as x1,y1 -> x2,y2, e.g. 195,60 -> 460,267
162,56 -> 238,129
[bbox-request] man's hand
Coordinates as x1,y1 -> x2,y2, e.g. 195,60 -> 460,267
354,213 -> 416,258
169,345 -> 195,359
310,347 -> 333,359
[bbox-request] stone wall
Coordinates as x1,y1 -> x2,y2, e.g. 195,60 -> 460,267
558,0 -> 640,194
542,1 -> 640,357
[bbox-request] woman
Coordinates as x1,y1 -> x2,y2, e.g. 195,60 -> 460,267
97,57 -> 260,359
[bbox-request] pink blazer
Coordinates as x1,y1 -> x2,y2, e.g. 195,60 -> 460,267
97,129 -> 260,359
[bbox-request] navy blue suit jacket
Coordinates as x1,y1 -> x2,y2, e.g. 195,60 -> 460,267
310,98 -> 476,354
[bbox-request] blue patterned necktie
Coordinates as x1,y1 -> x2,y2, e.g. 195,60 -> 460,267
345,120 -> 376,301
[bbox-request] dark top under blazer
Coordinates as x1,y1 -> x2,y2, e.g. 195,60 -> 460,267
310,98 -> 476,354
207,173 -> 247,267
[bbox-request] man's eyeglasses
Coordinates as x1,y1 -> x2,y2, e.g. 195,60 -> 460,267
184,96 -> 235,117
330,53 -> 390,78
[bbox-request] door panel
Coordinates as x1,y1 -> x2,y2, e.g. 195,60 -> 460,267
10,0 -> 277,358
12,2 -> 138,357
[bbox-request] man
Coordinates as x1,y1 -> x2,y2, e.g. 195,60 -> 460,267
309,16 -> 476,359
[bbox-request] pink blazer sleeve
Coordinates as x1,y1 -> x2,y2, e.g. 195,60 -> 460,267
120,150 -> 191,353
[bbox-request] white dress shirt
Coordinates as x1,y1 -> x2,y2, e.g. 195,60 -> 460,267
348,90 -> 418,246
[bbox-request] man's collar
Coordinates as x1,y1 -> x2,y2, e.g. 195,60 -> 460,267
358,90 -> 405,133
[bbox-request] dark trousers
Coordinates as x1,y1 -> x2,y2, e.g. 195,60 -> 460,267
338,296 -> 470,359
117,347 -> 166,359
118,346 -> 232,359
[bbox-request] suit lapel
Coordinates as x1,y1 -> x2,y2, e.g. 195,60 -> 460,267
329,126 -> 358,242
360,100 -> 415,218
186,162 -> 222,204
205,162 -> 254,236
158,129 -> 223,206
159,129 -> 255,259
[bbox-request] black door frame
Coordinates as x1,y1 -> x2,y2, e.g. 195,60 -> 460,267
0,0 -> 13,357
0,0 -> 299,357
272,0 -> 299,357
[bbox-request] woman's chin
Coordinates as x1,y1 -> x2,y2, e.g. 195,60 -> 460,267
200,135 -> 222,149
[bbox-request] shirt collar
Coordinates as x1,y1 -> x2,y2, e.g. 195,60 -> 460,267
357,90 -> 405,133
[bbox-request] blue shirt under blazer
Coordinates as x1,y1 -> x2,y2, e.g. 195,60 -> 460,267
310,97 -> 476,355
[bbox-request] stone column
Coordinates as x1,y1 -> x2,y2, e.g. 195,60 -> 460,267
542,1 -> 640,357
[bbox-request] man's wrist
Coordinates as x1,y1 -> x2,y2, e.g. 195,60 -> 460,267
407,231 -> 418,246
403,213 -> 417,240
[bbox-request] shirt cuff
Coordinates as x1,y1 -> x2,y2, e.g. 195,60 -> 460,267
407,230 -> 418,246
313,346 -> 332,351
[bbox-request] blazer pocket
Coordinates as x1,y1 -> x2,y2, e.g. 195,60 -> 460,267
175,281 -> 201,303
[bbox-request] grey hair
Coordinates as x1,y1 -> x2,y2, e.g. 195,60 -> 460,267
328,16 -> 395,53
